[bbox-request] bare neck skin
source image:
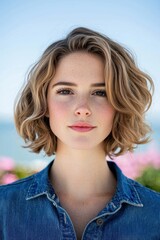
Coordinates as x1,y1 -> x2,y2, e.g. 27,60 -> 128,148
50,145 -> 117,201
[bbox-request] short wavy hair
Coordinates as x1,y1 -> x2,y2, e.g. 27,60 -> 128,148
14,27 -> 154,158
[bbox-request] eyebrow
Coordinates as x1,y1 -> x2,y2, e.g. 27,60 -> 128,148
51,81 -> 105,88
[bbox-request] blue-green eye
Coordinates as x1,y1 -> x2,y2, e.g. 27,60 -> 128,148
92,90 -> 106,97
56,88 -> 73,95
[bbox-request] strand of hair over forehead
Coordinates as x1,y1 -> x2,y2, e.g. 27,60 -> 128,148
66,27 -> 112,58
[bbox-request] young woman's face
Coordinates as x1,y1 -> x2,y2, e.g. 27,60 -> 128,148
47,52 -> 115,152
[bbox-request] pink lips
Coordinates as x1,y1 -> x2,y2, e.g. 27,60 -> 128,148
69,122 -> 96,132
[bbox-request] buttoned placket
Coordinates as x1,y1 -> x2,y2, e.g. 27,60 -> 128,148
45,191 -> 140,240
46,196 -> 112,240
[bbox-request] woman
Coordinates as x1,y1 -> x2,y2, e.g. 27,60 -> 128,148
0,27 -> 160,240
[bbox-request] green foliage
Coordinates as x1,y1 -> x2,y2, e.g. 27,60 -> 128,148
14,167 -> 34,179
136,167 -> 160,192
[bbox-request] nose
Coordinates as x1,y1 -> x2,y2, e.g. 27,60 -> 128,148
74,102 -> 92,117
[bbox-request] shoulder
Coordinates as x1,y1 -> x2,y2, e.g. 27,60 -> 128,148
0,161 -> 53,197
109,160 -> 160,206
0,161 -> 53,205
0,174 -> 35,200
128,178 -> 160,207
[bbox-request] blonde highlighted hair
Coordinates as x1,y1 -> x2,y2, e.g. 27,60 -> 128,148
14,27 -> 154,158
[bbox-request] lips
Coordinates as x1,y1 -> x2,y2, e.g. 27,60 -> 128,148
68,122 -> 96,132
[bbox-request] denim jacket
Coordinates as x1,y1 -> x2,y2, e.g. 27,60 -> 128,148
0,160 -> 160,240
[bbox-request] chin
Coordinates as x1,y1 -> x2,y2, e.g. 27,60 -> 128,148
69,142 -> 104,151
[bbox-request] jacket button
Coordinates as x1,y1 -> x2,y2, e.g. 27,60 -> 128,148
96,218 -> 104,226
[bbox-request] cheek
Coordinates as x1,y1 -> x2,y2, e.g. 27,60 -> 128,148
106,106 -> 115,118
96,102 -> 115,120
47,100 -> 68,135
48,100 -> 69,120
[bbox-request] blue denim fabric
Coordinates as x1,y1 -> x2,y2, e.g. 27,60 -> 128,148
0,160 -> 160,240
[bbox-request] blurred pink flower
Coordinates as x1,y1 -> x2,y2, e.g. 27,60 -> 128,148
1,173 -> 18,184
111,146 -> 160,179
0,156 -> 15,171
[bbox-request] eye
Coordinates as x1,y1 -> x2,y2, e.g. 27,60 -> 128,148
92,90 -> 107,97
56,88 -> 73,95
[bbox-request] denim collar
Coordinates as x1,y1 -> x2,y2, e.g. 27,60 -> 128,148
106,161 -> 143,210
26,160 -> 143,209
26,160 -> 55,202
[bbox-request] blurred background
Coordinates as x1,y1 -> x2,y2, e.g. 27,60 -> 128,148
0,0 -> 160,190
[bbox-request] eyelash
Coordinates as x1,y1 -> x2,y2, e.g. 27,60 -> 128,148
56,88 -> 106,97
92,90 -> 106,97
56,88 -> 73,95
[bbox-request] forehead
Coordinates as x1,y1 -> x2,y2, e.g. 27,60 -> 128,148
53,52 -> 105,83
58,51 -> 104,67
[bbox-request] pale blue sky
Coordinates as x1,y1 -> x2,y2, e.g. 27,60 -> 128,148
0,0 -> 160,122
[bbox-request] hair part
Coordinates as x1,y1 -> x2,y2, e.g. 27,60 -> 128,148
14,27 -> 154,158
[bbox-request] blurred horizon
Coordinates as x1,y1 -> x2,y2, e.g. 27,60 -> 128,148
0,119 -> 160,164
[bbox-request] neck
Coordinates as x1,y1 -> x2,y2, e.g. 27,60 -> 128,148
50,147 -> 116,201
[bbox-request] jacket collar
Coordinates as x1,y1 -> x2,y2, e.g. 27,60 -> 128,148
26,161 -> 55,202
107,161 -> 143,209
26,160 -> 143,208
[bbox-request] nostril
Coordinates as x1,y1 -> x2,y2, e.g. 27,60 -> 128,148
75,110 -> 91,116
75,106 -> 91,116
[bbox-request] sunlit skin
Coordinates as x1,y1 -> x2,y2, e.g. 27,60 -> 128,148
47,52 -> 117,239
